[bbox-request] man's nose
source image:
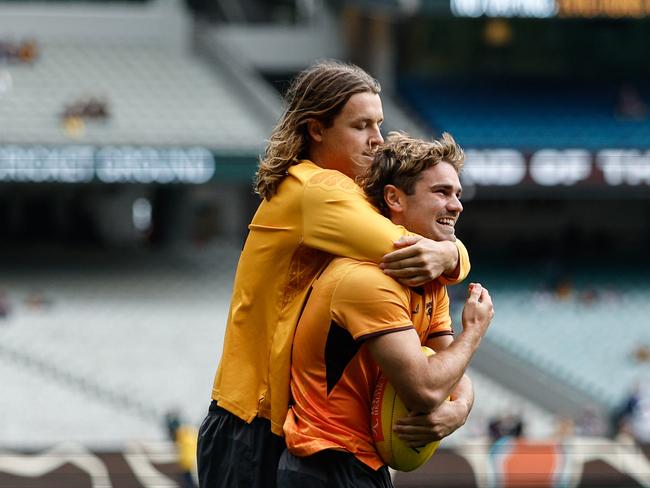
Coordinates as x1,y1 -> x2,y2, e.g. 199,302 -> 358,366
449,195 -> 463,213
370,127 -> 384,147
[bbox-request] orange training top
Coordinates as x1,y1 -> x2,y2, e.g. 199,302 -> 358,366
283,258 -> 453,469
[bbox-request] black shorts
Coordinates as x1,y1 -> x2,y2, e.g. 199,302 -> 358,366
277,449 -> 394,488
197,401 -> 286,488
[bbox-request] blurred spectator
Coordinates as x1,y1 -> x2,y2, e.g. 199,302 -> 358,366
553,276 -> 574,301
615,416 -> 637,444
489,414 -> 525,443
613,382 -> 650,443
24,291 -> 52,310
616,83 -> 647,120
575,406 -> 607,437
165,411 -> 198,488
61,96 -> 110,138
0,39 -> 39,64
61,96 -> 110,121
18,39 -> 38,63
539,263 -> 575,302
632,344 -> 650,363
552,416 -> 575,441
578,288 -> 599,306
63,116 -> 86,139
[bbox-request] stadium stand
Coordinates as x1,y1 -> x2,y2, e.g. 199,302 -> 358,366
2,2 -> 650,487
0,242 -> 240,447
0,242 -> 562,447
469,265 -> 650,413
399,77 -> 650,150
0,42 -> 272,150
448,367 -> 556,442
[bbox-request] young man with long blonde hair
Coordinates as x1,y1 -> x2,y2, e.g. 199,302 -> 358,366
198,61 -> 473,488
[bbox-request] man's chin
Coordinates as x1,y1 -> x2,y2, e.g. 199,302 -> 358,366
428,231 -> 456,243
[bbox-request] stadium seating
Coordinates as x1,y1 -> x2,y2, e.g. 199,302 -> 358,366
0,43 -> 270,150
0,243 -> 240,446
469,264 -> 650,411
399,77 -> 650,150
448,367 -> 557,442
0,243 -> 563,446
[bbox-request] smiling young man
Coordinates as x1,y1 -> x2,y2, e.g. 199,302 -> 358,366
278,132 -> 494,487
198,62 -> 473,488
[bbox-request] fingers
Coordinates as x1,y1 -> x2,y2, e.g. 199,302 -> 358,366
393,424 -> 444,444
394,433 -> 435,447
392,235 -> 423,249
480,287 -> 493,306
467,283 -> 482,301
380,256 -> 424,270
464,284 -> 495,326
466,283 -> 492,304
392,424 -> 437,435
393,410 -> 451,444
381,265 -> 422,278
394,414 -> 430,426
382,246 -> 421,264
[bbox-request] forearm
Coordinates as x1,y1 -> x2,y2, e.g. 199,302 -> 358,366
439,240 -> 470,284
420,330 -> 483,411
393,375 -> 475,445
442,241 -> 459,276
450,374 -> 474,421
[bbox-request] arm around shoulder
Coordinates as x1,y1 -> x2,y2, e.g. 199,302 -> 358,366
301,173 -> 408,263
439,239 -> 470,285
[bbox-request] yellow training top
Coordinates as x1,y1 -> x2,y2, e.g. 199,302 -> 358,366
212,160 -> 470,436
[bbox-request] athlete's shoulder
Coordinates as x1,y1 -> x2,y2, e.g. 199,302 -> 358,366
290,160 -> 364,196
328,259 -> 412,333
330,258 -> 406,299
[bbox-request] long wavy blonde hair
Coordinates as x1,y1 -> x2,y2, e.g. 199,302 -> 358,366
255,60 -> 380,200
360,131 -> 465,216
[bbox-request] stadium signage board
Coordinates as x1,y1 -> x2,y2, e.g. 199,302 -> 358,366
449,0 -> 650,17
0,145 -> 216,184
557,0 -> 650,17
450,0 -> 557,17
463,148 -> 650,186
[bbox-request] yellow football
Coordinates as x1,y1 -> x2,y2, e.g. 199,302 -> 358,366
371,346 -> 441,472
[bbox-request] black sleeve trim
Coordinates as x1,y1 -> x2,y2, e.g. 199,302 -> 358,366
357,325 -> 414,343
427,330 -> 454,340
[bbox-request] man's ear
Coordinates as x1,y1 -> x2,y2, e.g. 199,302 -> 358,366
383,184 -> 405,214
306,118 -> 325,143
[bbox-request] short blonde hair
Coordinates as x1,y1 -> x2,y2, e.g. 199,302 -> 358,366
360,132 -> 464,216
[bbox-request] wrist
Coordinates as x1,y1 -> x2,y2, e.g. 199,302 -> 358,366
443,240 -> 460,276
455,397 -> 471,424
457,327 -> 484,349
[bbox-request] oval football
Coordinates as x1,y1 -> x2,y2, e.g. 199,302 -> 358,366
371,346 -> 441,472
